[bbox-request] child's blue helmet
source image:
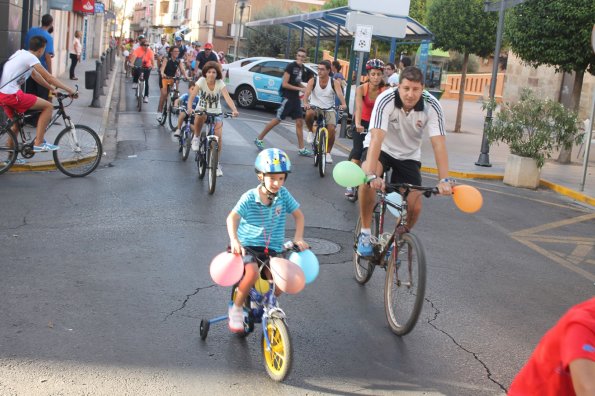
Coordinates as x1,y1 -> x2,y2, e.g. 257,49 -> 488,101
255,148 -> 292,174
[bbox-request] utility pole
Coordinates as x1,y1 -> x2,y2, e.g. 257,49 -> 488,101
476,0 -> 526,167
233,1 -> 248,61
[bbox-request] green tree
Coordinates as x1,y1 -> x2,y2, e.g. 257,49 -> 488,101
505,0 -> 595,163
427,0 -> 497,132
244,7 -> 302,57
322,0 -> 347,9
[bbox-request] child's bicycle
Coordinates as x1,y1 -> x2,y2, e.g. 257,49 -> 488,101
200,243 -> 299,382
176,107 -> 194,161
353,173 -> 440,336
194,111 -> 233,195
0,89 -> 102,177
309,105 -> 342,178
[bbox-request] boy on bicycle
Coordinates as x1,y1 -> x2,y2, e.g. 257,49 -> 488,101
226,148 -> 309,333
303,59 -> 347,164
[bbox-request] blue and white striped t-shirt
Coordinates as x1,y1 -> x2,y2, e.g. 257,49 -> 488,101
232,186 -> 300,252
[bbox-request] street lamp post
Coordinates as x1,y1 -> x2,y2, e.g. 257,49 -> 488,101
234,0 -> 248,61
476,0 -> 526,167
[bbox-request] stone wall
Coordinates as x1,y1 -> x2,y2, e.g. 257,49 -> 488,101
503,52 -> 595,120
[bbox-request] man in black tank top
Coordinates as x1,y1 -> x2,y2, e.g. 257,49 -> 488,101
254,48 -> 314,157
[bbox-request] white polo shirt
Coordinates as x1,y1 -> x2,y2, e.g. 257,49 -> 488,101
364,87 -> 445,162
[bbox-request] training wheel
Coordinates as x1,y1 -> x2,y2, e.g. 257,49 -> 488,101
199,319 -> 210,340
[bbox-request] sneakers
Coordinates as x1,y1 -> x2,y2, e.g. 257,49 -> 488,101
173,129 -> 181,138
216,165 -> 223,177
33,142 -> 60,152
228,303 -> 244,333
357,232 -> 373,257
4,158 -> 26,165
157,115 -> 164,123
132,83 -> 138,89
298,147 -> 313,157
191,137 -> 200,151
345,187 -> 354,197
143,96 -> 149,103
254,138 -> 265,150
306,131 -> 314,144
325,153 -> 333,163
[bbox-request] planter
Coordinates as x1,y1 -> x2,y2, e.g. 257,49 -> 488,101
503,154 -> 540,189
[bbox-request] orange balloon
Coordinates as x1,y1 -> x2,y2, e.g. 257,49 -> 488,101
453,185 -> 483,214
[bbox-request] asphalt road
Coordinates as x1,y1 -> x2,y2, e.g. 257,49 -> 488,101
0,71 -> 594,395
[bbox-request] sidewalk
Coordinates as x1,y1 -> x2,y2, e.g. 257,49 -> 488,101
335,99 -> 595,207
9,57 -> 119,171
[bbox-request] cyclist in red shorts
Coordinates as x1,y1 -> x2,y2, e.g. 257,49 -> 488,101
0,35 -> 77,152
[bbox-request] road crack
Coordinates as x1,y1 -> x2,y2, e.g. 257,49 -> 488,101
163,284 -> 216,322
425,297 -> 508,394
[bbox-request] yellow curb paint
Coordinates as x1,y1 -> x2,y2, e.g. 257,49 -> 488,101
540,179 -> 595,207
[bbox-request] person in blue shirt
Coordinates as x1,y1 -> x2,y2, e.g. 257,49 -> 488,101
226,148 -> 309,333
24,14 -> 54,105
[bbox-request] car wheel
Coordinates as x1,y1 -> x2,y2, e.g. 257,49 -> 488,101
236,85 -> 256,109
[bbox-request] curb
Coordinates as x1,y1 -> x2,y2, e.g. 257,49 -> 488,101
9,59 -> 121,173
334,139 -> 595,207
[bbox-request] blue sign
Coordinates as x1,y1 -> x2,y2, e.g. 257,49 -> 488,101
48,0 -> 72,11
94,2 -> 104,13
82,17 -> 88,61
418,41 -> 429,83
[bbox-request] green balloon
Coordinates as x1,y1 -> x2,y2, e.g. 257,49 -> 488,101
332,161 -> 366,188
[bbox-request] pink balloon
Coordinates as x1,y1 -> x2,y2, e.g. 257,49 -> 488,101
270,257 -> 306,294
210,252 -> 244,287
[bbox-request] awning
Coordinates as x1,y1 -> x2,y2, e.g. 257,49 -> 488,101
245,6 -> 433,42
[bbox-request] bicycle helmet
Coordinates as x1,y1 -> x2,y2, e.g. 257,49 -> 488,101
254,148 -> 292,174
365,58 -> 385,71
138,34 -> 145,40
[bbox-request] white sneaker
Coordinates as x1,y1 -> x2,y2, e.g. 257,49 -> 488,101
228,304 -> 244,333
157,115 -> 164,123
325,153 -> 333,163
216,165 -> 223,177
173,129 -> 181,137
143,96 -> 149,103
132,83 -> 138,89
306,131 -> 314,144
191,137 -> 200,151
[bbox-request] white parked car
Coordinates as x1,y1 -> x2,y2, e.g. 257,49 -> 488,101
223,58 -> 317,109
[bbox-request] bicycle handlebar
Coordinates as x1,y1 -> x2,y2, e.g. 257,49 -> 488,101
384,183 -> 440,198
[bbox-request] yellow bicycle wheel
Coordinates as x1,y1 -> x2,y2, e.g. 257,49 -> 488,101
262,317 -> 292,381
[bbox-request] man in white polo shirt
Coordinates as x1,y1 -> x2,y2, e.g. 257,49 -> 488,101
356,66 -> 452,256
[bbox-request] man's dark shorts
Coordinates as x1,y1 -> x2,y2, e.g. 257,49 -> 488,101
276,97 -> 303,120
361,149 -> 422,186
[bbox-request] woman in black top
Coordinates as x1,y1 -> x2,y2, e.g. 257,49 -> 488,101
158,46 -> 188,120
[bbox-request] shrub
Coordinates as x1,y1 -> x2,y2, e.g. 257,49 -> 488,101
486,90 -> 582,168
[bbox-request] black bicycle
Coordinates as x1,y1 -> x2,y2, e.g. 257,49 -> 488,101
195,111 -> 233,194
0,90 -> 102,177
309,105 -> 342,178
353,175 -> 438,335
177,107 -> 194,161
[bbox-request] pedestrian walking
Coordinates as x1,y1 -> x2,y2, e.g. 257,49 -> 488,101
254,48 -> 313,157
69,31 -> 82,80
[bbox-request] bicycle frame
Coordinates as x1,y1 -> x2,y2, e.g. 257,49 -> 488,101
372,179 -> 437,265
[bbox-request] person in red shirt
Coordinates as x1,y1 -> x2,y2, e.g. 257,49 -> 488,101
508,297 -> 595,396
129,35 -> 155,103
